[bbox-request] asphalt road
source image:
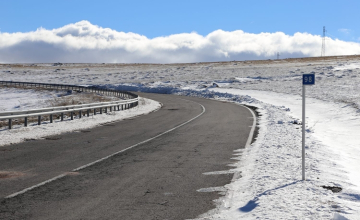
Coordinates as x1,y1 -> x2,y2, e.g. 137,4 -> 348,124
0,93 -> 254,220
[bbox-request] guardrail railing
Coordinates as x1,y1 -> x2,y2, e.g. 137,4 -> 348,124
0,81 -> 139,129
0,81 -> 136,99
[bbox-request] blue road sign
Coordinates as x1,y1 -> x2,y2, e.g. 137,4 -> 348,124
303,74 -> 315,85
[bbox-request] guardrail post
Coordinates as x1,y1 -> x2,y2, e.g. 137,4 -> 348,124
71,112 -> 74,120
110,106 -> 112,112
50,114 -> 53,123
25,117 -> 28,127
61,113 -> 64,121
94,108 -> 97,115
38,116 -> 41,125
79,110 -> 82,118
105,107 -> 107,113
9,119 -> 12,129
87,109 -> 90,117
100,108 -> 103,114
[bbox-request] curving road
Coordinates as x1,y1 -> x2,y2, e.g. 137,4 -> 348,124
0,93 -> 254,220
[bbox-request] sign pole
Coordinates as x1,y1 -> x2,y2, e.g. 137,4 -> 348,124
302,84 -> 306,180
302,73 -> 314,181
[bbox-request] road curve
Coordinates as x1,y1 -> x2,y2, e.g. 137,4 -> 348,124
0,93 -> 254,220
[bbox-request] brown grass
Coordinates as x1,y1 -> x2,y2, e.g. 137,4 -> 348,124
48,92 -> 114,107
0,171 -> 25,179
2,54 -> 360,70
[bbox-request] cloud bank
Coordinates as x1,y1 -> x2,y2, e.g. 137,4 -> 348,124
1,20 -> 360,63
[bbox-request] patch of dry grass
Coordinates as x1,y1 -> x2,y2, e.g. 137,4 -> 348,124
48,92 -> 114,107
0,171 -> 25,179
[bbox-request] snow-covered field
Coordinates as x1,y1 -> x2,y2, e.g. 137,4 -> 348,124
0,87 -> 66,111
1,55 -> 360,219
0,87 -> 121,111
0,89 -> 161,147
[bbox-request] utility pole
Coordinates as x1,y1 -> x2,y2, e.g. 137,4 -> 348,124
321,26 -> 326,56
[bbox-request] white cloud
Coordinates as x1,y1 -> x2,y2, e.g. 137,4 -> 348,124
1,20 -> 360,63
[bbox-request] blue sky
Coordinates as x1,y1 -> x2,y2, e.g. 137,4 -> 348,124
1,0 -> 360,63
1,0 -> 359,42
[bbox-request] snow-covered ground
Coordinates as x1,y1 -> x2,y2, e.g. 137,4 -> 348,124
0,89 -> 161,147
199,89 -> 360,220
1,56 -> 360,219
0,87 -> 121,111
0,87 -> 66,111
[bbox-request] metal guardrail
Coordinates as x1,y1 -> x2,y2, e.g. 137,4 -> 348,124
0,81 -> 139,129
0,100 -> 134,116
0,81 -> 136,99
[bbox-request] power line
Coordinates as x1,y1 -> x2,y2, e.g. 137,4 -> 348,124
326,32 -> 337,39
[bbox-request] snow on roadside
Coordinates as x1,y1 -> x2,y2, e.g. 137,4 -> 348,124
0,87 -> 65,111
107,85 -> 360,219
193,89 -> 360,220
212,89 -> 360,193
0,87 -> 120,112
0,97 -> 161,147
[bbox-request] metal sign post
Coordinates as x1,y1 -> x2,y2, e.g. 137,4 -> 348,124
302,74 -> 315,180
